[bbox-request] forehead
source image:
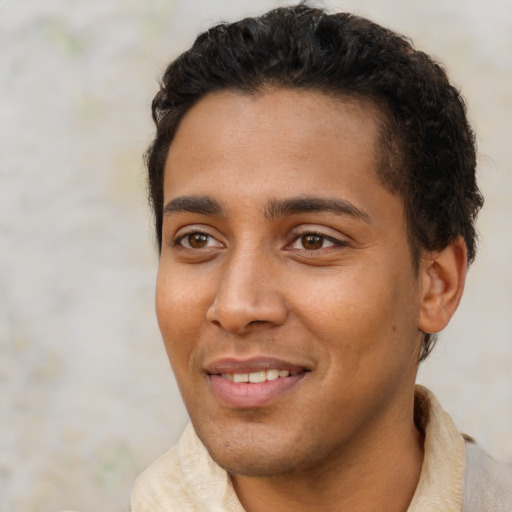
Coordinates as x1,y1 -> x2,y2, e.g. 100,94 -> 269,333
163,88 -> 386,200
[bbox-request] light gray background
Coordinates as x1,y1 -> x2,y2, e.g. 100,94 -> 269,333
1,1 -> 510,511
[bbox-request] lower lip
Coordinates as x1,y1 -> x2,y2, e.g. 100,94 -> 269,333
209,373 -> 305,408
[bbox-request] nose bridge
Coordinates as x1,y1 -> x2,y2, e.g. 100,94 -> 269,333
206,240 -> 286,332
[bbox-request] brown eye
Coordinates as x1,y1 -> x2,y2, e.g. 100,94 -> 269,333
187,233 -> 209,248
175,231 -> 223,250
301,234 -> 324,250
288,231 -> 341,251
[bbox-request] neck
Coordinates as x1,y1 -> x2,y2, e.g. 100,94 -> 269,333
231,392 -> 424,512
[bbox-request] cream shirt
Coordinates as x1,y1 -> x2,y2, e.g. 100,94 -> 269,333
131,386 -> 469,512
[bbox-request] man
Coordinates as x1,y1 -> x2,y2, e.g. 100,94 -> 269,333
131,4 -> 511,511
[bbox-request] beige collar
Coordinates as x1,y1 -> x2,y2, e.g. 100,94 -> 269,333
408,385 -> 466,512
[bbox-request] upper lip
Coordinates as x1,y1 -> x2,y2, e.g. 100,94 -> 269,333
205,356 -> 310,375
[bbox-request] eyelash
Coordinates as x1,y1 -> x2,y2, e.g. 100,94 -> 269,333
287,230 -> 347,251
172,229 -> 347,252
172,231 -> 221,249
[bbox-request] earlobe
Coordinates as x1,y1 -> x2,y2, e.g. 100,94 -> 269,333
417,237 -> 468,334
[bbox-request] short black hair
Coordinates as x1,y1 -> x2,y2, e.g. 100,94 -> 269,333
145,4 -> 483,360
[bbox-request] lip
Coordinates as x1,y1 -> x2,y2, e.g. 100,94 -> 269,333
205,356 -> 307,375
205,356 -> 309,408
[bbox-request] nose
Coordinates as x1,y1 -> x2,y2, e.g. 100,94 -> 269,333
206,248 -> 288,334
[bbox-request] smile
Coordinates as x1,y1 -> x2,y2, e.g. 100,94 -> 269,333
205,358 -> 308,408
221,369 -> 298,383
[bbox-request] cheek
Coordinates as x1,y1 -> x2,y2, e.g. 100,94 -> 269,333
294,272 -> 387,342
292,264 -> 418,359
155,267 -> 205,365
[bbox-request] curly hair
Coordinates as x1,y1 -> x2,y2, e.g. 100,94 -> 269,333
146,4 -> 483,360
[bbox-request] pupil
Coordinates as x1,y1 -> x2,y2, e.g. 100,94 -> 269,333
189,234 -> 208,248
303,235 -> 323,250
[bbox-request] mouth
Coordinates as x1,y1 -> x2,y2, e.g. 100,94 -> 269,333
220,368 -> 300,383
205,357 -> 309,408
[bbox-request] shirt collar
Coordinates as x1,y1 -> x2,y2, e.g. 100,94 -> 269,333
408,385 -> 466,512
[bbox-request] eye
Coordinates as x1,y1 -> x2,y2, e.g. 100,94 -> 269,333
174,232 -> 223,249
289,233 -> 341,251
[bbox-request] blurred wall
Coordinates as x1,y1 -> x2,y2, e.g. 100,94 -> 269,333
0,1 -> 510,511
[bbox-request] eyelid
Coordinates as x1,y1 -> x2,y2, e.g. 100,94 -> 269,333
286,225 -> 349,250
287,234 -> 345,251
171,225 -> 224,249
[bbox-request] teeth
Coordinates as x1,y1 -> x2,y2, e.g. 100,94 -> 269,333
249,370 -> 266,383
266,369 -> 280,381
221,369 -> 296,382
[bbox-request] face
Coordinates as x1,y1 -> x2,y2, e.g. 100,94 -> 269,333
156,89 -> 424,477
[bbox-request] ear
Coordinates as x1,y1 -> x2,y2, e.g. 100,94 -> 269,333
417,237 -> 468,334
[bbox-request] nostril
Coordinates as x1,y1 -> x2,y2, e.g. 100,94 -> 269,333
248,320 -> 269,326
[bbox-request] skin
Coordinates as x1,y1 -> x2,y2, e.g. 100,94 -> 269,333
155,89 -> 467,512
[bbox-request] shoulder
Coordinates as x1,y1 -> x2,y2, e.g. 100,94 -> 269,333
131,424 -> 205,511
463,438 -> 512,512
130,423 -> 243,512
131,442 -> 191,512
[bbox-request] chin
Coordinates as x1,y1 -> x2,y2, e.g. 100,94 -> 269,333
209,446 -> 300,478
194,420 -> 307,477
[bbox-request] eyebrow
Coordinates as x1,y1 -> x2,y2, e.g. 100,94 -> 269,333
163,195 -> 225,217
264,196 -> 371,223
162,194 -> 370,223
